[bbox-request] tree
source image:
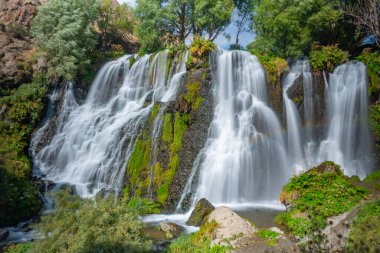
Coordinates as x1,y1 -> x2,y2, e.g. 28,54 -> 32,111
251,0 -> 356,58
192,0 -> 234,41
135,0 -> 234,52
98,0 -> 137,49
32,0 -> 99,80
342,0 -> 380,46
232,0 -> 254,48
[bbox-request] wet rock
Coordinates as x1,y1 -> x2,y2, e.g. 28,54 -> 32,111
186,198 -> 215,226
160,222 -> 183,239
0,229 -> 9,241
270,227 -> 284,235
207,206 -> 256,248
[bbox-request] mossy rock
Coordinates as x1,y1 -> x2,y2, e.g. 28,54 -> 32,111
186,198 -> 215,227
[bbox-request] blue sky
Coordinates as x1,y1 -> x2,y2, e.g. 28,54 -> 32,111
118,0 -> 254,49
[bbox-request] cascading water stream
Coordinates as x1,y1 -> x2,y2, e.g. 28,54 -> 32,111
31,51 -> 187,197
317,61 -> 372,178
178,50 -> 289,210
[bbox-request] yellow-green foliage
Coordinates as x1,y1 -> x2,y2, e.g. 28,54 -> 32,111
276,161 -> 368,238
248,48 -> 288,84
0,75 -> 47,226
157,112 -> 188,204
187,37 -> 217,70
169,221 -> 227,253
345,199 -> 380,252
31,190 -> 151,253
184,82 -> 204,110
356,48 -> 380,97
309,43 -> 349,72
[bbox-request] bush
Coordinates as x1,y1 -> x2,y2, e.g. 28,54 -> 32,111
345,200 -> 380,252
276,161 -> 368,238
0,75 -> 48,227
370,102 -> 380,141
356,48 -> 380,96
127,197 -> 160,214
4,243 -> 31,253
187,37 -> 217,70
309,43 -> 349,72
31,191 -> 151,253
247,46 -> 288,85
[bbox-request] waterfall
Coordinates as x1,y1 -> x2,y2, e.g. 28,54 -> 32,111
317,61 -> 372,178
31,51 -> 187,197
179,50 -> 289,208
282,60 -> 372,178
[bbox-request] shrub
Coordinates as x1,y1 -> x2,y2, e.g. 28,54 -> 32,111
276,161 -> 368,238
309,43 -> 349,72
31,190 -> 151,253
127,197 -> 160,214
4,243 -> 31,253
248,47 -> 288,85
257,229 -> 280,246
187,37 -> 217,70
356,48 -> 380,96
0,75 -> 48,227
369,102 -> 380,140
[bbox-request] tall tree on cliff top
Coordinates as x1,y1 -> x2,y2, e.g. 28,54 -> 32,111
135,0 -> 234,53
232,0 -> 254,49
251,0 -> 357,57
32,0 -> 99,80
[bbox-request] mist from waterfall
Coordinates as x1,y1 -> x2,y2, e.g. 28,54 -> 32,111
31,51 -> 187,197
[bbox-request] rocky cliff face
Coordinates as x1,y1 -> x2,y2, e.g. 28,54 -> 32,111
0,0 -> 46,89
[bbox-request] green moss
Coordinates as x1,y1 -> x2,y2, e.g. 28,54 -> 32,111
156,112 -> 188,204
292,96 -> 303,105
162,113 -> 173,144
149,103 -> 160,124
128,57 -> 136,67
309,43 -> 349,72
257,229 -> 280,246
345,200 -> 380,252
364,170 -> 380,183
184,82 -> 203,110
126,137 -> 152,196
276,161 -> 368,238
0,74 -> 47,227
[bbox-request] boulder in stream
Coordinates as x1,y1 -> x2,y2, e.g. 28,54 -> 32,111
160,222 -> 183,239
186,198 -> 215,226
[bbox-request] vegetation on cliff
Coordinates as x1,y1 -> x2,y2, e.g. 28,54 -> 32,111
276,162 -> 368,239
0,74 -> 48,227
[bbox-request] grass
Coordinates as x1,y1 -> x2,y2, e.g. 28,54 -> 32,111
257,229 -> 280,246
169,221 -> 227,253
276,161 -> 369,238
345,199 -> 380,252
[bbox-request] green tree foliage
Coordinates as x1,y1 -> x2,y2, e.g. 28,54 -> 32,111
309,43 -> 349,71
251,0 -> 356,58
135,0 -> 234,53
0,75 -> 48,227
98,0 -> 137,48
31,191 -> 151,253
32,0 -> 99,80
